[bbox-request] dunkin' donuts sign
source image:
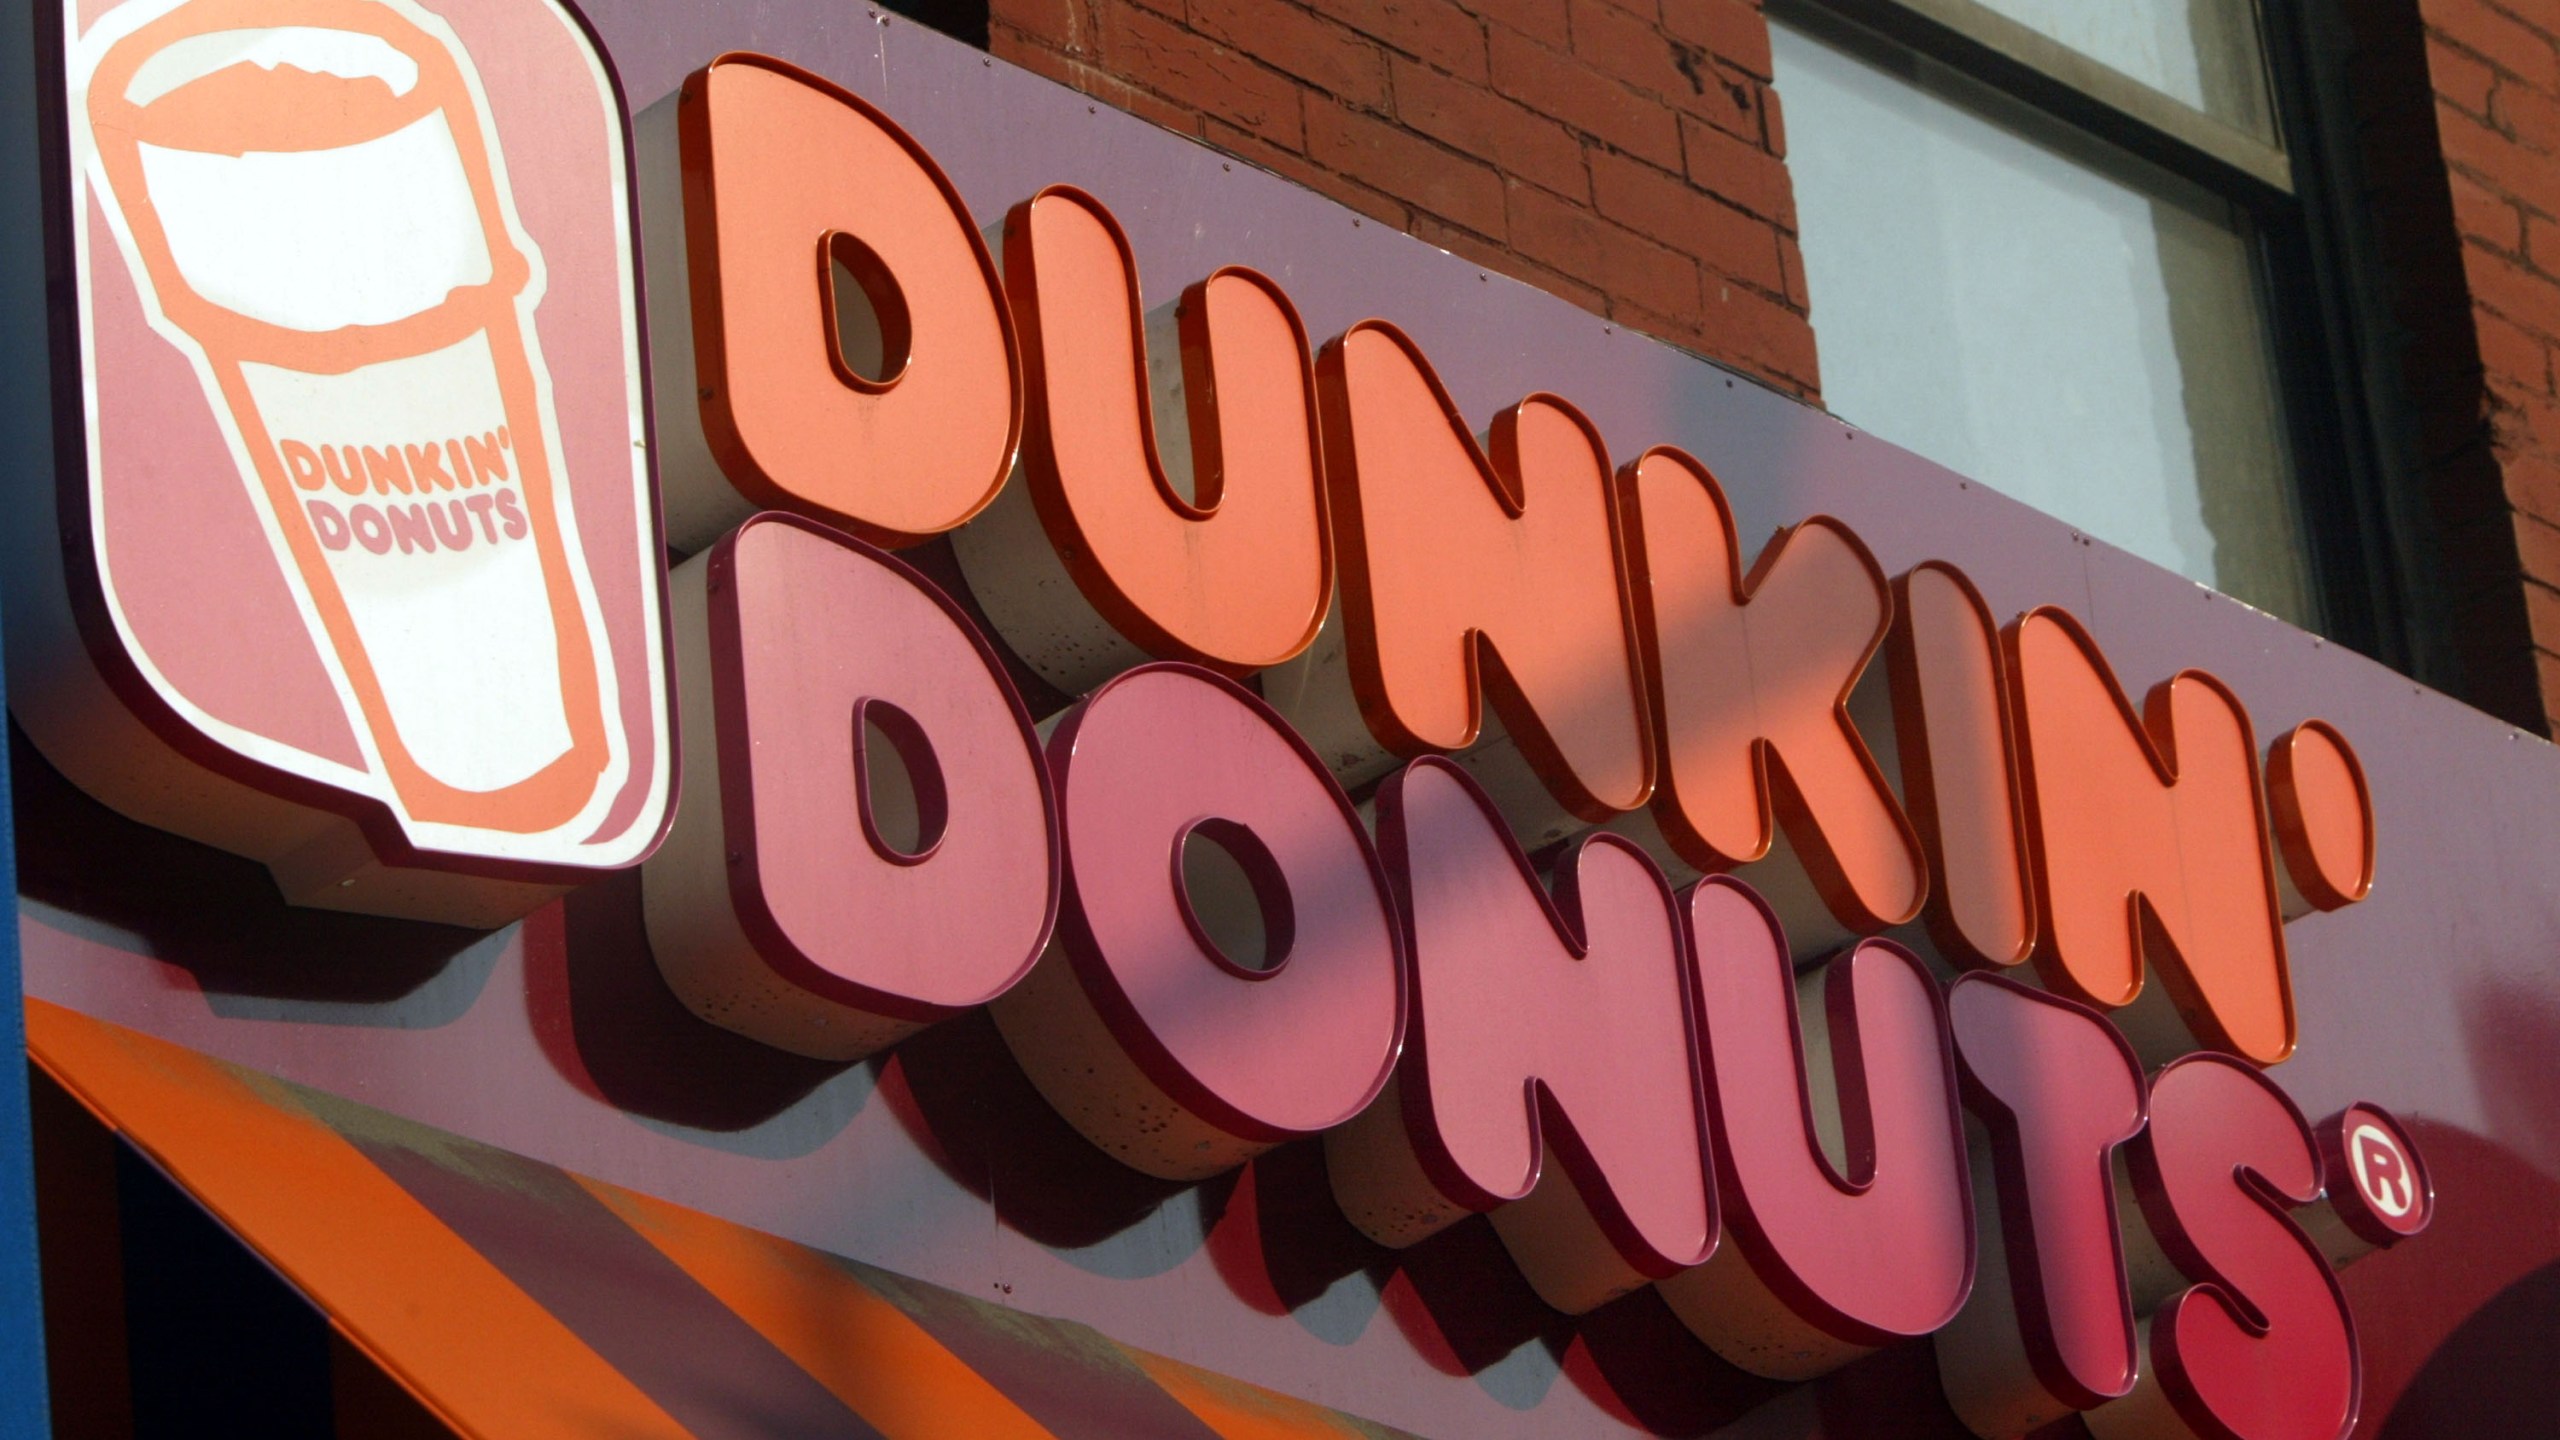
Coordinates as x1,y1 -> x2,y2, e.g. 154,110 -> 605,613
10,4 -> 2433,1438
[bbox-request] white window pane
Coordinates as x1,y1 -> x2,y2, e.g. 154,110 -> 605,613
1970,0 -> 2275,138
1773,18 -> 2314,627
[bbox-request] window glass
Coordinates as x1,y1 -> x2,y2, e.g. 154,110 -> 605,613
1771,18 -> 2314,627
1969,0 -> 2275,139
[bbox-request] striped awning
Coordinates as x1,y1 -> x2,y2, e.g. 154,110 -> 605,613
27,999 -> 1424,1440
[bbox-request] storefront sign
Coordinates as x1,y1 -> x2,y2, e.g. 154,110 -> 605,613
9,10 -> 2426,1440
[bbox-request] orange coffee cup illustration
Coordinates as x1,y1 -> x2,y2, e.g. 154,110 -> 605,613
76,0 -> 626,841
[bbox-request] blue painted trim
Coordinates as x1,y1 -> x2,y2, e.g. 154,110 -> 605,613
0,643 -> 46,1439
0,0 -> 54,1430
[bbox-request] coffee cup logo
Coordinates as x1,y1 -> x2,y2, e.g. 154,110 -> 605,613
26,0 -> 674,924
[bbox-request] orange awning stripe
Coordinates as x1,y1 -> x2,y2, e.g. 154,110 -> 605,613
25,1000 -> 1426,1440
1122,1347 -> 1420,1440
582,1178 -> 1061,1440
26,999 -> 691,1440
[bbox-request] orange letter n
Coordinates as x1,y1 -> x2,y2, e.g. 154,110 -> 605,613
1312,321 -> 1653,834
2006,608 -> 2294,1066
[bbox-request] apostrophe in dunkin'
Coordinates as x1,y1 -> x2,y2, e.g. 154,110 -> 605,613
38,0 -> 672,925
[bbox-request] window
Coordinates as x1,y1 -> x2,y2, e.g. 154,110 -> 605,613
1961,0 -> 2276,138
1768,0 -> 2412,649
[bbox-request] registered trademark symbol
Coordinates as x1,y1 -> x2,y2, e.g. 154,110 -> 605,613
2350,1123 -> 2416,1219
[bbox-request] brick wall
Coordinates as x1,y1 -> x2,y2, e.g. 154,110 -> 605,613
985,0 -> 1820,397
2348,0 -> 2560,732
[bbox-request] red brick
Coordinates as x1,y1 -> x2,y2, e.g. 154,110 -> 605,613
2429,0 -> 2560,89
1588,148 -> 1782,290
2425,30 -> 2498,117
1314,0 -> 1488,83
1392,57 -> 1590,200
1760,77 -> 1786,157
1103,3 -> 1307,148
990,0 -> 1091,54
1302,165 -> 1415,228
1005,43 -> 1211,136
2487,378 -> 2560,453
1570,0 -> 1694,101
1570,0 -> 1762,138
1507,179 -> 1702,321
2465,245 -> 2560,335
2530,209 -> 2560,276
1203,115 -> 1309,177
1697,61 -> 1764,144
1680,112 -> 1792,226
994,33 -> 1071,79
2437,100 -> 2560,218
1490,26 -> 1682,167
1187,0 -> 1388,107
2516,512 -> 2560,585
2493,76 -> 2560,153
1662,0 -> 1770,79
2477,306 -> 2554,392
1309,101 -> 1509,234
2481,0 -> 2560,45
1612,297 -> 1711,353
1408,210 -> 1516,270
2455,169 -> 2527,252
1778,230 -> 1805,308
1475,0 -> 1570,48
2487,371 -> 2549,434
1412,213 -> 1610,309
2529,579 -> 2560,646
1698,273 -> 1817,390
2509,452 -> 2560,526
